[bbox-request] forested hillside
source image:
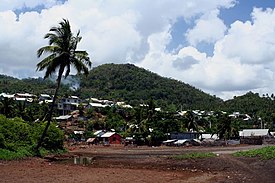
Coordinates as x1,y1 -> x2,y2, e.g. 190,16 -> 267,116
0,75 -> 71,96
1,63 -> 275,113
78,63 -> 223,110
222,92 -> 275,116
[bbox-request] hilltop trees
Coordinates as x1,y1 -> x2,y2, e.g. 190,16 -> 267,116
35,19 -> 91,153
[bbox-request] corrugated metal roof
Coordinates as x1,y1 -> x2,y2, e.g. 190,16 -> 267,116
239,129 -> 269,137
54,115 -> 72,120
101,132 -> 116,138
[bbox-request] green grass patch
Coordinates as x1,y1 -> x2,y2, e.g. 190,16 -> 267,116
233,146 -> 275,159
0,147 -> 34,160
171,152 -> 216,160
0,146 -> 67,160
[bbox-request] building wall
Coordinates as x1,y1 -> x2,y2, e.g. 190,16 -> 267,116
109,134 -> 122,144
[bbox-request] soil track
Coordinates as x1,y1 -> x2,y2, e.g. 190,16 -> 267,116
1,145 -> 275,183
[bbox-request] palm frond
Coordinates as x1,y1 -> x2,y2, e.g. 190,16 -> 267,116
36,19 -> 91,79
37,46 -> 59,57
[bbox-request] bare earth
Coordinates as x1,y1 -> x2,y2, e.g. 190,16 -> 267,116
1,145 -> 275,183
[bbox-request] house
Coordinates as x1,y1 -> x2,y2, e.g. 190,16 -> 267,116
39,94 -> 53,104
94,130 -> 105,137
0,93 -> 14,99
239,129 -> 272,145
170,132 -> 201,140
239,129 -> 271,137
14,93 -> 36,102
57,96 -> 81,115
200,134 -> 218,140
99,132 -> 122,145
85,98 -> 114,109
54,115 -> 73,128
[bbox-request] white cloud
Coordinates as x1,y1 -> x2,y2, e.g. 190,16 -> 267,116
138,7 -> 275,100
6,0 -> 275,100
0,0 -> 236,78
185,9 -> 227,46
216,8 -> 275,65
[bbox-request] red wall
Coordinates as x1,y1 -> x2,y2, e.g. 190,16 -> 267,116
109,134 -> 122,144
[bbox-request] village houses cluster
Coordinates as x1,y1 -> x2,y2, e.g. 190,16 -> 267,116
1,92 -> 274,146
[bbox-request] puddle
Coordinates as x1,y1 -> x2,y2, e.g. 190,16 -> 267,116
74,156 -> 94,165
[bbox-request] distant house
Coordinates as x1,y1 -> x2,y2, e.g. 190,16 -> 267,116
14,93 -> 36,102
200,133 -> 218,140
239,129 -> 272,145
57,96 -> 81,115
99,132 -> 122,145
170,132 -> 201,140
39,94 -> 53,104
239,129 -> 271,137
94,130 -> 105,137
85,98 -> 114,109
54,115 -> 73,128
0,93 -> 14,99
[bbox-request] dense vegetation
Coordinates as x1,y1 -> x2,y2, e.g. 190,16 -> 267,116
0,75 -> 72,96
0,115 -> 64,160
2,63 -> 275,114
78,63 -> 223,110
1,63 -> 275,159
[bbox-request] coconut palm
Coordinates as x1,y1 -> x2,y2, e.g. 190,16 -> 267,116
216,114 -> 239,141
35,19 -> 91,152
0,97 -> 15,118
184,110 -> 199,132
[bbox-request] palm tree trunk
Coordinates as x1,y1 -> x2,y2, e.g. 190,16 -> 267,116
35,72 -> 63,155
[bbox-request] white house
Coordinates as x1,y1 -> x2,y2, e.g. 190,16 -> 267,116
57,96 -> 81,115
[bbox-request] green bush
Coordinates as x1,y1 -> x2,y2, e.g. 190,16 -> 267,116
0,115 -> 33,151
32,122 -> 64,151
0,115 -> 65,159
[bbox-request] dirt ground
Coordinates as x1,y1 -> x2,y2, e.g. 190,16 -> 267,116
1,145 -> 275,183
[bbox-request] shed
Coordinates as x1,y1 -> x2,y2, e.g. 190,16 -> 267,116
100,132 -> 122,145
239,129 -> 271,137
239,129 -> 272,145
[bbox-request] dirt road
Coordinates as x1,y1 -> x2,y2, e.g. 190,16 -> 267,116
0,145 -> 274,183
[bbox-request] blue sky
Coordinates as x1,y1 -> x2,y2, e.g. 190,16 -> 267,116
1,0 -> 275,100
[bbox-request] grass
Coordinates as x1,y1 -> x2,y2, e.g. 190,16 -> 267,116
0,146 -> 67,160
171,152 -> 217,160
0,147 -> 34,160
233,146 -> 275,159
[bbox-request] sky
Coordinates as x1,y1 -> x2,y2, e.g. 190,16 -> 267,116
1,0 -> 275,100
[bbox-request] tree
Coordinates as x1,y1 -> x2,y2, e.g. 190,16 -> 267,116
35,19 -> 91,153
184,110 -> 199,132
0,97 -> 15,118
215,114 -> 239,141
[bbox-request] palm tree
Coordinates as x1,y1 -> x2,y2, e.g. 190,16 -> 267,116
35,19 -> 91,153
184,110 -> 199,132
0,97 -> 15,118
216,114 -> 239,141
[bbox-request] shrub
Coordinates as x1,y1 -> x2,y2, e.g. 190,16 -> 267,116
32,122 -> 64,151
0,115 -> 65,159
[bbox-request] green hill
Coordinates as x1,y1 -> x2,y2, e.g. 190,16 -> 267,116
1,63 -> 275,113
78,63 -> 223,110
0,75 -> 71,96
222,92 -> 275,115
